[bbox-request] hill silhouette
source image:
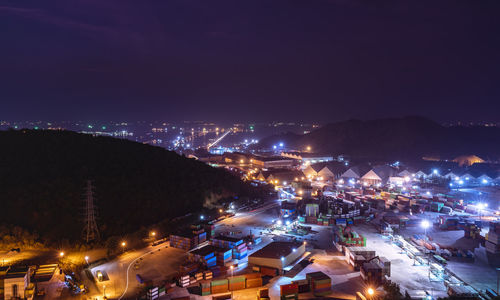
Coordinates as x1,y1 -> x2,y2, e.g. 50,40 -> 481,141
258,117 -> 500,161
0,129 -> 257,243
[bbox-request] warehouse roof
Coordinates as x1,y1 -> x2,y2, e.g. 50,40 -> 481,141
249,241 -> 303,259
4,266 -> 29,279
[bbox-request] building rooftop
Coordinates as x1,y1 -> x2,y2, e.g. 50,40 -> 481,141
249,241 -> 303,259
254,156 -> 293,162
5,266 -> 29,279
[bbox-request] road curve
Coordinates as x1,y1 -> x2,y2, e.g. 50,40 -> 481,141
117,245 -> 161,300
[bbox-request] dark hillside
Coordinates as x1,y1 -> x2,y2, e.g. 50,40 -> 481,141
0,130 -> 255,242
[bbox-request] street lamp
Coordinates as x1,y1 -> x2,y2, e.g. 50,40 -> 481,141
478,203 -> 488,220
367,288 -> 374,298
121,241 -> 126,252
59,251 -> 64,258
84,256 -> 89,265
230,265 -> 234,278
421,220 -> 430,239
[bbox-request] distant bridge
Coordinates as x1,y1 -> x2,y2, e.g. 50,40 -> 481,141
207,128 -> 232,149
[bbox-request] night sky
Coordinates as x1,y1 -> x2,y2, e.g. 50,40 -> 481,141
1,0 -> 499,123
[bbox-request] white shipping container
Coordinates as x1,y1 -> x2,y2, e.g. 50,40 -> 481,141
488,231 -> 500,244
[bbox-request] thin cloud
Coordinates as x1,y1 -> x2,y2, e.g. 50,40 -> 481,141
0,5 -> 117,37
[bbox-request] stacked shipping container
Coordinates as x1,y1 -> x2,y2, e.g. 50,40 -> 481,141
486,222 -> 500,255
306,271 -> 331,296
245,273 -> 263,288
200,280 -> 211,296
232,242 -> 248,260
210,279 -> 229,294
280,283 -> 299,300
228,276 -> 246,291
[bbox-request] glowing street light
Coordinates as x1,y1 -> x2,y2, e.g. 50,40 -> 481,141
121,241 -> 126,252
367,288 -> 375,299
277,220 -> 282,226
59,251 -> 64,257
421,220 -> 430,239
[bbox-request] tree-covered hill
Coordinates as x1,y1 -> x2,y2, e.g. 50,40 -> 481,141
0,129 -> 256,243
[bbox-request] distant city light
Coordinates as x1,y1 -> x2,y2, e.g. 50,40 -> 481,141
200,215 -> 204,220
277,220 -> 282,225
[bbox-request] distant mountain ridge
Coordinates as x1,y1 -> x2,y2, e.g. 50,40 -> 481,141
257,116 -> 500,161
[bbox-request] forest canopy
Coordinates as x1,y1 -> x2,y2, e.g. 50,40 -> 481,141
0,129 -> 256,243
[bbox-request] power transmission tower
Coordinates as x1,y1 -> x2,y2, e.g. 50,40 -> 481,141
83,180 -> 100,243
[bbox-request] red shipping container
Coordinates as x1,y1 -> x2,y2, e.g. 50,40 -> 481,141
260,267 -> 278,277
245,272 -> 261,279
280,283 -> 299,295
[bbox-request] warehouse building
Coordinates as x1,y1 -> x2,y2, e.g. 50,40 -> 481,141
248,241 -> 305,270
